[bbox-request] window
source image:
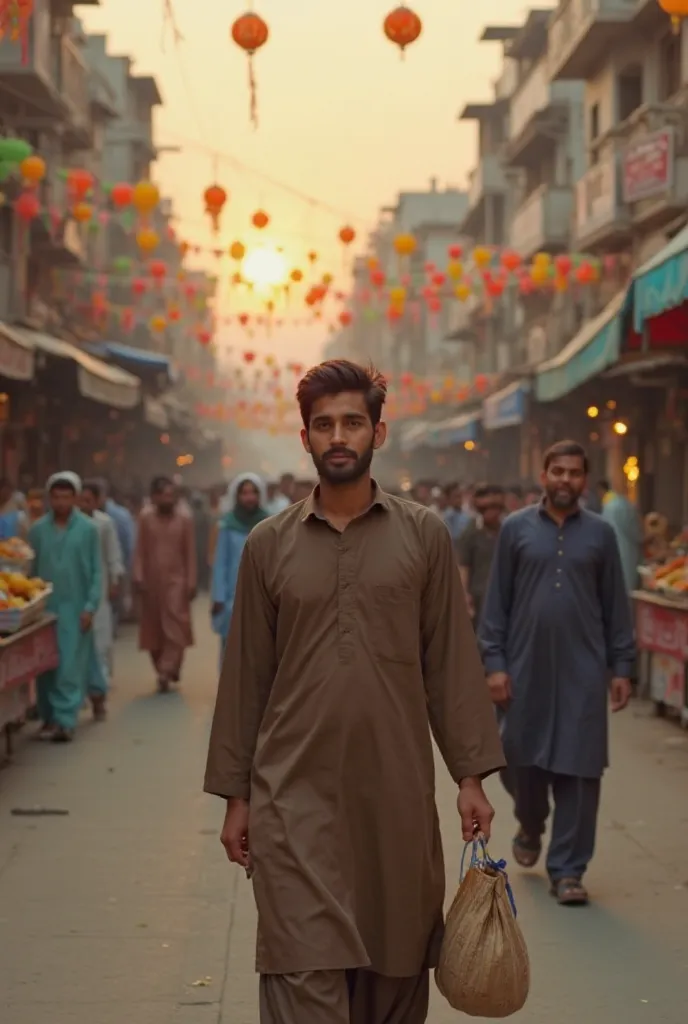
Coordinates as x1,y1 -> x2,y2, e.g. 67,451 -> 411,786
659,30 -> 682,100
589,102 -> 600,165
618,65 -> 643,122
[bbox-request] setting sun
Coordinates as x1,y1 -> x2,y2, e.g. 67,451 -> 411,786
243,246 -> 288,289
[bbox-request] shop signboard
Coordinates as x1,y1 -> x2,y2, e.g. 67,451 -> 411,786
623,128 -> 674,204
635,600 -> 688,661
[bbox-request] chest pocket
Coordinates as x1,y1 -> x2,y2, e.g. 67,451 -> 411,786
371,585 -> 419,665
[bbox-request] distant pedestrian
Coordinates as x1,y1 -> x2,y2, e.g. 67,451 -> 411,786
598,479 -> 642,593
0,476 -> 27,539
133,476 -> 197,693
267,472 -> 294,515
456,484 -> 505,626
442,482 -> 471,542
80,481 -> 124,720
30,472 -> 101,743
211,473 -> 269,663
479,441 -> 635,906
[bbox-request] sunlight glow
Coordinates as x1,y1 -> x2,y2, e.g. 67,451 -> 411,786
243,247 -> 287,288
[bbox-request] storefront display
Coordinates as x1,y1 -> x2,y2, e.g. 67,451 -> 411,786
632,590 -> 688,726
0,614 -> 58,760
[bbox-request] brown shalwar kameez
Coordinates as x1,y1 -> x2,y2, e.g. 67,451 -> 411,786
133,506 -> 196,681
204,487 -> 505,1021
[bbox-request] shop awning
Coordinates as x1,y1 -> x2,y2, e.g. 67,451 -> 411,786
87,341 -> 177,383
535,291 -> 626,403
10,327 -> 141,409
483,379 -> 530,430
399,420 -> 432,454
0,323 -> 35,381
144,395 -> 169,429
631,224 -> 688,331
425,411 -> 481,449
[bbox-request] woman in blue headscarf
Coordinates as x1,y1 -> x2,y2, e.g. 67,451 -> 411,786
211,473 -> 269,662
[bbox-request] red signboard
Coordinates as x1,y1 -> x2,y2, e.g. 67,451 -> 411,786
635,599 -> 688,661
623,128 -> 674,203
0,621 -> 59,694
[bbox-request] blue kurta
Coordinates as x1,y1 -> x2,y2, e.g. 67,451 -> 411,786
478,503 -> 635,779
601,493 -> 642,593
211,523 -> 250,655
30,510 -> 102,729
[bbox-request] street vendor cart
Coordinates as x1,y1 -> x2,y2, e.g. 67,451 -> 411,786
632,590 -> 688,727
0,614 -> 58,760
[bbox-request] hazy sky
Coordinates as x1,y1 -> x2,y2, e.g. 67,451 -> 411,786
79,1 -> 555,473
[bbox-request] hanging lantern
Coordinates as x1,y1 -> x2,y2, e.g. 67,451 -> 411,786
473,246 -> 492,269
229,240 -> 246,261
252,209 -> 269,230
149,259 -> 167,285
657,1 -> 688,33
231,11 -> 269,127
447,260 -> 464,281
575,260 -> 598,285
67,168 -> 93,201
132,180 -> 160,218
167,304 -> 182,322
72,202 -> 93,224
533,251 -> 552,269
393,233 -> 417,257
204,183 -> 228,234
530,262 -> 550,286
136,227 -> 160,254
111,182 -> 134,209
198,329 -> 212,346
431,272 -> 446,289
243,350 -> 256,363
339,310 -> 353,327
308,250 -> 318,264
149,314 -> 167,334
239,313 -> 250,327
554,253 -> 573,277
389,285 -> 407,305
448,243 -> 463,261
454,282 -> 471,302
501,250 -> 521,273
383,6 -> 422,55
131,277 -> 147,298
14,190 -> 40,223
290,268 -> 303,283
370,268 -> 386,289
322,272 -> 333,286
387,305 -> 403,323
475,374 -> 488,393
339,225 -> 356,246
19,154 -> 45,186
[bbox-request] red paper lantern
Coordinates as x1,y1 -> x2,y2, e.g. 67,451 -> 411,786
339,225 -> 356,246
338,310 -> 353,327
148,260 -> 166,283
555,254 -> 573,277
448,244 -> 463,261
370,268 -> 386,289
575,260 -> 597,284
238,313 -> 250,327
501,250 -> 522,273
131,277 -> 147,297
387,306 -> 403,322
14,190 -> 40,223
475,374 -> 488,393
383,6 -> 422,54
252,209 -> 269,230
204,184 -> 228,233
67,168 -> 93,201
231,11 -> 269,127
243,350 -> 256,363
432,272 -> 446,288
111,182 -> 134,209
198,329 -> 212,346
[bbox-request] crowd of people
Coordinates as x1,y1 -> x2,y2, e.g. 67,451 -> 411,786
0,355 -> 647,1024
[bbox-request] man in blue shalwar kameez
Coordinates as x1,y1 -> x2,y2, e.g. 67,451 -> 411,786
29,472 -> 102,743
479,440 -> 635,906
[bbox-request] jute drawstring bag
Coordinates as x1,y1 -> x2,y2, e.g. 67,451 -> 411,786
435,836 -> 530,1017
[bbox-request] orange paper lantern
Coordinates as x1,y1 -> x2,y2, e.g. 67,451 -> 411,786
204,183 -> 228,233
252,209 -> 269,230
67,168 -> 93,201
136,228 -> 160,253
231,11 -> 269,127
20,155 -> 45,185
383,6 -> 422,54
132,180 -> 160,217
657,1 -> 688,33
339,225 -> 356,246
338,310 -> 353,327
290,268 -> 303,283
72,202 -> 92,224
229,241 -> 246,261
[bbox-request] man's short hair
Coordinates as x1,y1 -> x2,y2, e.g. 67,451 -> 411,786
544,440 -> 589,474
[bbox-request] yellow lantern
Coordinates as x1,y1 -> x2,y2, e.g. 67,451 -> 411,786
137,228 -> 160,253
657,1 -> 688,32
72,202 -> 93,223
430,389 -> 443,404
454,282 -> 471,302
230,241 -> 245,261
132,180 -> 160,216
389,285 -> 407,305
393,233 -> 417,257
447,260 -> 464,281
322,273 -> 333,286
149,314 -> 167,333
472,246 -> 491,269
533,251 -> 551,268
530,262 -> 550,286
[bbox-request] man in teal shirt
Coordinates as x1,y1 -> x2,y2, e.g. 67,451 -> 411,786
29,472 -> 102,743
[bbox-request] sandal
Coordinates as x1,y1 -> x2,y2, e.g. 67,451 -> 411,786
51,727 -> 74,744
551,877 -> 589,905
512,828 -> 542,868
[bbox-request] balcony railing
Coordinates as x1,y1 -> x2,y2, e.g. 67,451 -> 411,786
575,153 -> 628,244
548,0 -> 636,80
467,154 -> 507,211
58,36 -> 90,134
510,184 -> 573,257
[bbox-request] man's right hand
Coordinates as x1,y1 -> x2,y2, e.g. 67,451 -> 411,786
220,797 -> 250,869
487,671 -> 511,707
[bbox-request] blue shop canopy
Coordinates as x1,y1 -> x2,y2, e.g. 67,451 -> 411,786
631,224 -> 688,331
425,411 -> 481,449
535,291 -> 625,403
87,341 -> 177,382
483,380 -> 530,430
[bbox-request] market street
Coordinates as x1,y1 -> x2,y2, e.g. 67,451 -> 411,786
0,605 -> 687,1024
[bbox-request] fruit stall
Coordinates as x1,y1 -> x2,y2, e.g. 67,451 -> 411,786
0,540 -> 57,760
633,555 -> 688,726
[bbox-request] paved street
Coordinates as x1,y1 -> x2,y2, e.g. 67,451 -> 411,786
1,604 -> 687,1023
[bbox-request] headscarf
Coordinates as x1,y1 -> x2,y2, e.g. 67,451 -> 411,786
221,473 -> 269,534
46,471 -> 82,494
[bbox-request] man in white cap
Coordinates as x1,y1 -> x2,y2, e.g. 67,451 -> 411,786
29,472 -> 102,742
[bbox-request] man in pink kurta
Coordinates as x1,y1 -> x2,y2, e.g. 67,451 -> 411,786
133,476 -> 197,692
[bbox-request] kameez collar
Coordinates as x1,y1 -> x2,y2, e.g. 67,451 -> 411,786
537,497 -> 582,524
301,480 -> 391,522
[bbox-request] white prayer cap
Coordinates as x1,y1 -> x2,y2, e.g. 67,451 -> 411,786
46,471 -> 82,494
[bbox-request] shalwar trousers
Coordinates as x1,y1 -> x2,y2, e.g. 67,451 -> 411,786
514,765 -> 601,881
259,969 -> 429,1024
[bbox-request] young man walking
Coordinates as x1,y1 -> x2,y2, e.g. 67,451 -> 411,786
479,440 -> 635,906
205,360 -> 504,1024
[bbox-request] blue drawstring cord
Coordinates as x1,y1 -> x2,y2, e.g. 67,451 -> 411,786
460,835 -> 518,919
